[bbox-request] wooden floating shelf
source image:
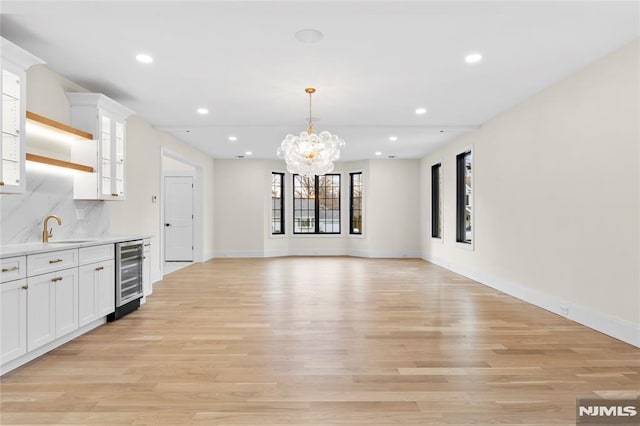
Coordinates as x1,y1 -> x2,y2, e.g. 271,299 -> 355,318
26,153 -> 94,173
26,111 -> 93,140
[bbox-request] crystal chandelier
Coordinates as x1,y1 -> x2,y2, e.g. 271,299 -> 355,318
277,88 -> 345,177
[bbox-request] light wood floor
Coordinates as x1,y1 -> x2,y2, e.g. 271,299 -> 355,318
1,257 -> 639,425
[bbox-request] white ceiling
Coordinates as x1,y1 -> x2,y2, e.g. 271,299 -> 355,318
1,1 -> 638,161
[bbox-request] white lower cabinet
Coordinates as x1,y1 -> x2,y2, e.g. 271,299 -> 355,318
0,278 -> 27,364
97,260 -> 115,317
78,259 -> 114,327
142,239 -> 151,296
27,268 -> 78,352
1,242 -> 121,375
78,264 -> 97,327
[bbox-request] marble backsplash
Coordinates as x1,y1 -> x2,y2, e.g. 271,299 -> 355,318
0,164 -> 109,245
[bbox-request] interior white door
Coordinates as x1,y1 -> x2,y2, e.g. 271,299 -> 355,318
164,176 -> 194,261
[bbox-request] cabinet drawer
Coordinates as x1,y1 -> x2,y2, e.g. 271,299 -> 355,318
27,249 -> 78,277
1,256 -> 26,283
79,244 -> 114,265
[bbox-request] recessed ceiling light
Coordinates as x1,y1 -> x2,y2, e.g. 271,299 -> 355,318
196,108 -> 209,115
465,53 -> 483,64
228,136 -> 237,141
415,107 -> 427,115
294,29 -> 324,44
135,53 -> 153,64
389,136 -> 398,142
374,151 -> 382,156
245,151 -> 252,156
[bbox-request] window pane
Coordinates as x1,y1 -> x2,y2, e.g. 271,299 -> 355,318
294,175 -> 316,233
271,173 -> 284,234
431,164 -> 442,238
318,174 -> 340,234
456,151 -> 472,243
294,174 -> 341,234
350,172 -> 363,234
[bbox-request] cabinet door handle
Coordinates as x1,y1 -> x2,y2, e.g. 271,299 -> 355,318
22,285 -> 28,290
95,266 -> 104,271
144,243 -> 151,247
2,266 -> 19,272
51,277 -> 63,282
49,259 -> 64,264
111,193 -> 119,197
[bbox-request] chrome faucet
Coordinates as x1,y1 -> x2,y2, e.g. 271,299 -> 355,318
42,215 -> 62,243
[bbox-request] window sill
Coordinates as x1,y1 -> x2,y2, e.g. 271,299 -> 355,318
291,233 -> 344,238
455,241 -> 474,251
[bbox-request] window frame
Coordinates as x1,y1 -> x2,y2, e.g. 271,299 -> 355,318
455,148 -> 473,248
293,174 -> 341,235
271,172 -> 285,235
349,172 -> 363,235
431,162 -> 442,239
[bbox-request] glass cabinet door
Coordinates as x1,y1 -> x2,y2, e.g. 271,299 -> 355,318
67,93 -> 131,201
114,120 -> 125,197
1,68 -> 23,192
97,114 -> 126,199
99,114 -> 112,198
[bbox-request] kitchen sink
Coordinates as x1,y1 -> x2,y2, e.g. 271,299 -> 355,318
47,239 -> 96,244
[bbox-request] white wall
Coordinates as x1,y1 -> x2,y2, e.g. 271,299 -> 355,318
421,39 -> 640,346
110,117 -> 215,280
364,159 -> 421,258
213,159 -> 266,257
214,158 -> 421,258
163,156 -> 196,174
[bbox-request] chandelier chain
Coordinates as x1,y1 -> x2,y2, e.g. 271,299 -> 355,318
307,90 -> 313,134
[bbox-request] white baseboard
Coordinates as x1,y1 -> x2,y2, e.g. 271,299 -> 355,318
289,248 -> 348,256
230,249 -> 423,258
214,250 -> 267,258
263,249 -> 293,258
424,254 -> 640,348
347,249 -> 422,258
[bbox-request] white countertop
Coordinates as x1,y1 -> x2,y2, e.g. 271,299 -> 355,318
0,235 -> 152,258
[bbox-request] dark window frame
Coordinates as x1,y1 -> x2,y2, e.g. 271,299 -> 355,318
456,150 -> 472,244
349,172 -> 363,235
431,163 -> 442,238
271,172 -> 285,235
293,174 -> 341,235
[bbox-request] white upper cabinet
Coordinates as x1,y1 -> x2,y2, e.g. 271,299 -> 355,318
0,37 -> 44,194
67,93 -> 134,201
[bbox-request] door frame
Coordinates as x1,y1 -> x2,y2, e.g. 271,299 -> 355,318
160,148 -> 204,278
164,175 -> 194,262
